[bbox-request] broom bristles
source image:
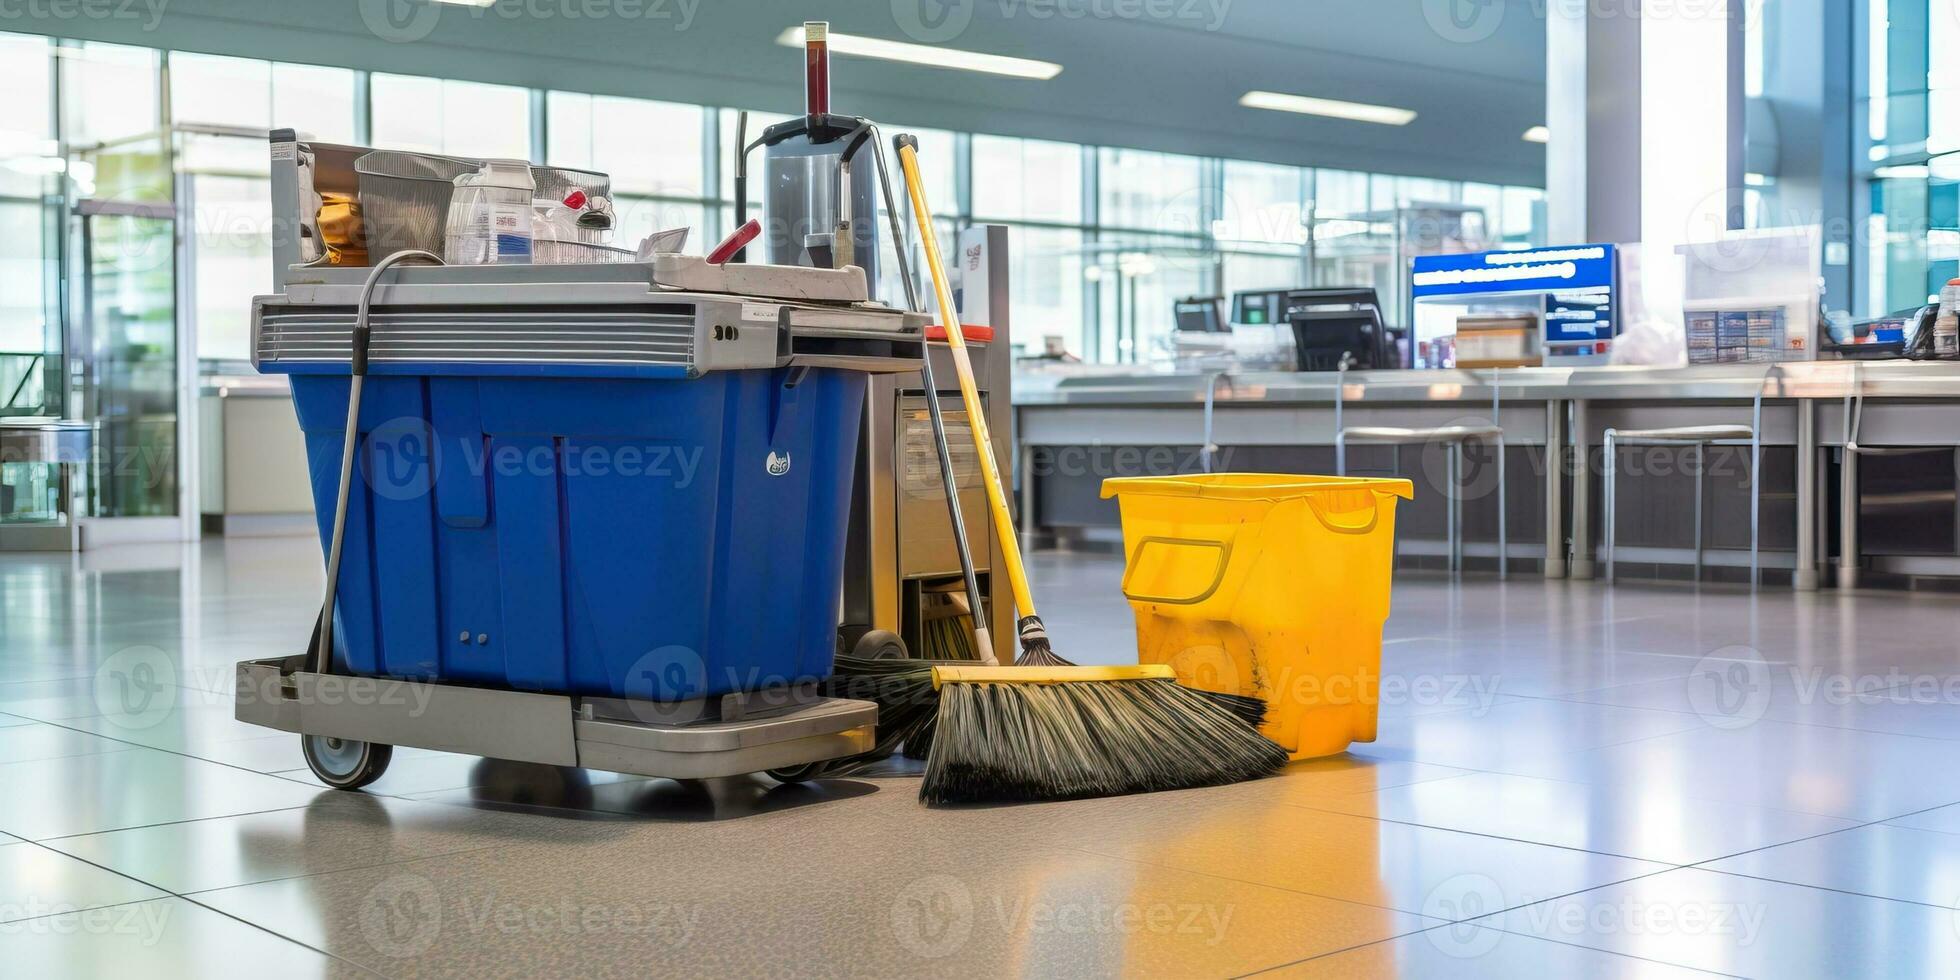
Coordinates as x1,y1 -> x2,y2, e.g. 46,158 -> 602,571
920,677 -> 1289,805
1013,616 -> 1271,729
815,655 -> 940,775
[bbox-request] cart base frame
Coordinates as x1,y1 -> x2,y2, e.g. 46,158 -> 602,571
234,657 -> 877,781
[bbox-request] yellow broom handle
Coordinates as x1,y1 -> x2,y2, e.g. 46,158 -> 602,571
896,143 -> 1040,622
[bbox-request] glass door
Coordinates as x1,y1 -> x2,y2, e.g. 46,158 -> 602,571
76,200 -> 179,519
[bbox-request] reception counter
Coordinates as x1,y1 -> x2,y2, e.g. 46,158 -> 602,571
1013,361 -> 1960,590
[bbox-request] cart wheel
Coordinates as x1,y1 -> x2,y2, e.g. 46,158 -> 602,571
850,629 -> 908,662
766,762 -> 829,784
302,734 -> 393,790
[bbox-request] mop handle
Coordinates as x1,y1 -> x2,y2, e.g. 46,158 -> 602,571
871,130 -> 996,664
315,249 -> 442,675
894,139 -> 1040,623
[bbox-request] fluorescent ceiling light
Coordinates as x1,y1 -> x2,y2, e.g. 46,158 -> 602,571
1239,91 -> 1415,126
776,27 -> 1061,80
1522,125 -> 1549,143
434,0 -> 494,6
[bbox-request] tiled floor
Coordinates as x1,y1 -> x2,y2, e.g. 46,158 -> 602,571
4,537 -> 1960,976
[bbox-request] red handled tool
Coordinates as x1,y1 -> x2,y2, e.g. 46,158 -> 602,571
926,325 -> 995,344
707,219 -> 761,265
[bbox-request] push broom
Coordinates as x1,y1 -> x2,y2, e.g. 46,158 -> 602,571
893,136 -> 1288,804
870,129 -> 1268,729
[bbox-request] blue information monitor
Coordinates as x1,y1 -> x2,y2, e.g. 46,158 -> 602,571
1411,244 -> 1619,356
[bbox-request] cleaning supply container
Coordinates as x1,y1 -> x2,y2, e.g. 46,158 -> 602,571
254,261 -> 924,704
1100,474 -> 1415,758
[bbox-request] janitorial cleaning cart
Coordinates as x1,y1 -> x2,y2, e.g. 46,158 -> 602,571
243,23 -> 1293,805
234,131 -> 929,788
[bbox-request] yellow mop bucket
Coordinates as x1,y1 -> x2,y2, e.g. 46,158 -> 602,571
1100,474 -> 1414,759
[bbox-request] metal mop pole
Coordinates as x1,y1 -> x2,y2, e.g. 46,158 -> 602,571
313,249 -> 441,675
869,128 -> 996,665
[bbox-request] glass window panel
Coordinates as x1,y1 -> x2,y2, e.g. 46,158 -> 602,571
871,214 -> 961,313
170,52 -> 270,130
178,132 -> 268,177
1220,160 -> 1304,245
1312,169 -> 1370,216
1222,248 -> 1304,296
1936,5 -> 1959,153
371,75 -> 531,160
188,174 -> 271,362
0,202 -> 44,356
1399,176 -> 1460,206
610,196 -> 705,246
1098,147 -> 1203,232
0,33 -> 51,143
1934,89 -> 1960,156
61,43 -> 159,147
718,107 -> 795,202
79,136 -> 172,203
547,92 -> 594,168
1369,173 -> 1397,211
1004,225 -> 1086,357
1092,233 -> 1215,364
368,74 -> 444,153
84,211 -> 177,516
1502,186 -> 1544,242
272,63 -> 357,143
971,134 -> 1081,223
893,125 -> 959,216
547,92 -> 703,198
0,34 -> 54,199
1460,182 -> 1504,236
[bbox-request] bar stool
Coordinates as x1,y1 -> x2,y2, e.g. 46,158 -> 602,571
1603,367 -> 1780,586
1335,360 -> 1508,577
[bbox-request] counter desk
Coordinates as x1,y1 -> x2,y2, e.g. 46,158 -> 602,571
1013,361 -> 1960,591
199,375 -> 317,537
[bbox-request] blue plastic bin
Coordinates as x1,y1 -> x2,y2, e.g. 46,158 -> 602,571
283,367 -> 866,701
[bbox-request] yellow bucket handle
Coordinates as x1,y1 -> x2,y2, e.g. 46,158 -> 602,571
1120,536 -> 1233,606
1307,490 -> 1392,535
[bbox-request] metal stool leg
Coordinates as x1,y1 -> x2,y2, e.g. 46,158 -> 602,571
1750,372 -> 1774,589
1496,435 -> 1508,581
1692,442 -> 1704,583
1841,366 -> 1865,590
1603,430 -> 1617,584
1449,442 -> 1463,574
1334,361 -> 1347,476
1488,371 -> 1506,580
1750,432 -> 1762,589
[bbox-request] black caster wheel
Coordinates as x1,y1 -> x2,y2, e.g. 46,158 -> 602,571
302,734 -> 393,790
850,629 -> 908,662
766,762 -> 830,784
